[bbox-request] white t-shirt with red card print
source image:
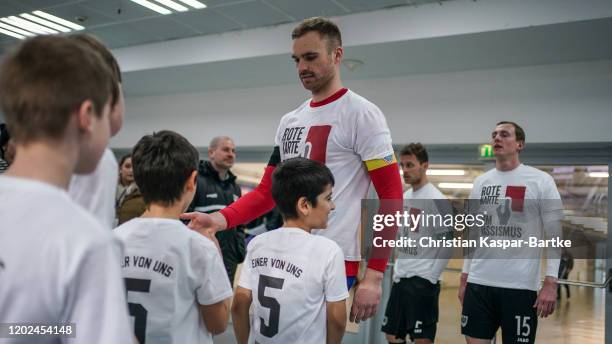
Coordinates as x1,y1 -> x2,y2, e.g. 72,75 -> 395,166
274,89 -> 394,262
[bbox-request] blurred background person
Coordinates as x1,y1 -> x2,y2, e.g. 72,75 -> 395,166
116,153 -> 146,225
188,135 -> 245,285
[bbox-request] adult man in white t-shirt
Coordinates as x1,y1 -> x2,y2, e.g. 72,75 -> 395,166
68,34 -> 125,229
382,143 -> 452,344
0,36 -> 133,344
183,17 -> 404,323
459,122 -> 563,344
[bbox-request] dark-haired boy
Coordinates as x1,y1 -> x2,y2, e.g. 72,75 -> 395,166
115,130 -> 232,344
232,157 -> 348,344
0,36 -> 132,343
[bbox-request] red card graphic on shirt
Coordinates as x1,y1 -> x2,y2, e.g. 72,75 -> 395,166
304,125 -> 331,163
505,186 -> 526,212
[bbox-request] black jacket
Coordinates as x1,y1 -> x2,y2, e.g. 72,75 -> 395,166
189,160 -> 241,215
188,160 -> 245,263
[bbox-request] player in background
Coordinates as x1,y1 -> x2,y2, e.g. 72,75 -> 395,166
0,36 -> 133,343
382,143 -> 452,344
183,17 -> 403,323
115,130 -> 232,344
68,33 -> 125,229
232,158 -> 348,344
459,121 -> 563,344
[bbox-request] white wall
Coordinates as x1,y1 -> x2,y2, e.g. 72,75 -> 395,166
113,59 -> 612,148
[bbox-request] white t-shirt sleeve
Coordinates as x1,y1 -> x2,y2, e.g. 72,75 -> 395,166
60,236 -> 133,344
274,115 -> 287,147
539,174 -> 564,223
191,237 -> 233,305
353,103 -> 394,161
68,148 -> 118,229
323,244 -> 349,302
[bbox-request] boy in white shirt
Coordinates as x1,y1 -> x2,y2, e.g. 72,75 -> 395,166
232,157 -> 349,344
67,34 -> 125,229
0,36 -> 133,343
115,130 -> 232,344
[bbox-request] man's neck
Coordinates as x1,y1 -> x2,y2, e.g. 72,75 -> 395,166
5,141 -> 76,189
311,78 -> 343,103
411,177 -> 429,192
210,161 -> 229,180
496,154 -> 521,172
141,202 -> 185,220
283,219 -> 312,233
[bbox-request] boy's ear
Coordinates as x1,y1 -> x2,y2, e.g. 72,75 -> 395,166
76,100 -> 95,134
296,196 -> 310,217
185,170 -> 198,192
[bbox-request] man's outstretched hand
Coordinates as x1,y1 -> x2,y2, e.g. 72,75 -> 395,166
180,211 -> 228,241
349,268 -> 383,323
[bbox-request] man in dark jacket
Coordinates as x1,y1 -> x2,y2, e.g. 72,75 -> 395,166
189,136 -> 245,285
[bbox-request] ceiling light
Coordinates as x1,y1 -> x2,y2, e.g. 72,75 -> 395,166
31,11 -> 84,30
154,0 -> 189,12
1,18 -> 49,35
176,0 -> 207,9
0,22 -> 35,37
427,169 -> 465,176
588,172 -> 609,178
0,27 -> 25,39
12,15 -> 61,33
130,0 -> 173,14
0,11 -> 84,40
438,182 -> 473,189
19,13 -> 71,33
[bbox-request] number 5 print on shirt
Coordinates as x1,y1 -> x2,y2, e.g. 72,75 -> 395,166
125,278 -> 151,344
258,275 -> 285,338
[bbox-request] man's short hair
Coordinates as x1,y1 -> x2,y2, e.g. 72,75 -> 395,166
209,136 -> 233,150
272,157 -> 335,220
291,17 -> 342,52
0,36 -> 113,144
497,121 -> 526,143
399,143 -> 428,164
132,130 -> 199,206
69,34 -> 122,107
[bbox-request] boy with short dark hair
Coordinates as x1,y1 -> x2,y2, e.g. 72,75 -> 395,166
0,35 -> 133,343
115,130 -> 232,344
232,157 -> 348,344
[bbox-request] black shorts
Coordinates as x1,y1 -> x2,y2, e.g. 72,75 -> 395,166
461,283 -> 538,344
381,276 -> 440,342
